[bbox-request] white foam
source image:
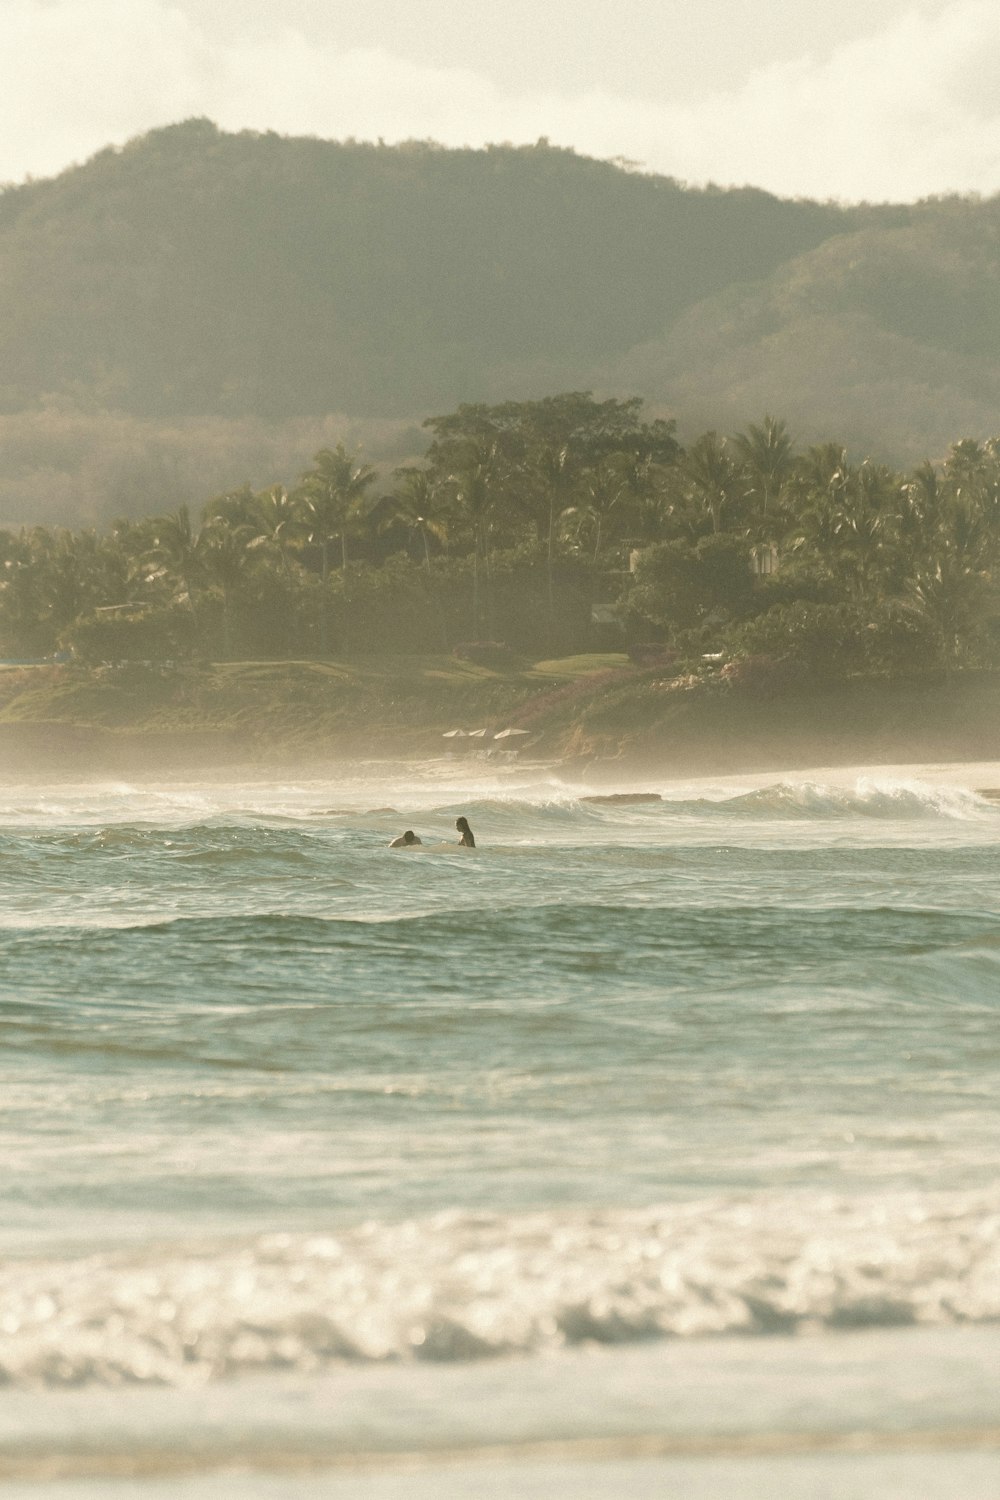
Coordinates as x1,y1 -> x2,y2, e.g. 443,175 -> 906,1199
2,1190 -> 998,1386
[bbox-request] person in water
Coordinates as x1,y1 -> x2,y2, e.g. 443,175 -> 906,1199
456,816 -> 475,847
388,830 -> 422,848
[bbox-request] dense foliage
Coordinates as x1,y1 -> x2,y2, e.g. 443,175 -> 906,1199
3,394 -> 1000,688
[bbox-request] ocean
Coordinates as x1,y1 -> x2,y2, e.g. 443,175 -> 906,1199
1,761 -> 998,1498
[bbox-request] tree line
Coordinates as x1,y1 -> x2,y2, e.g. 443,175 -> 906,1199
2,391 -> 1000,682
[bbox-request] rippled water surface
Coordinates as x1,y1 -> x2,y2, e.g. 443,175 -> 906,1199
1,762 -> 999,1492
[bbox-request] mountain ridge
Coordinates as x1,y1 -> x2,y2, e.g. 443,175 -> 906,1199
0,121 -> 996,525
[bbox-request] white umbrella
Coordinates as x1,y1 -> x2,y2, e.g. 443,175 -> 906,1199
466,728 -> 489,738
493,727 -> 531,739
441,729 -> 467,739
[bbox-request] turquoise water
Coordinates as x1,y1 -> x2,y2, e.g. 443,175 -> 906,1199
1,764 -> 999,1493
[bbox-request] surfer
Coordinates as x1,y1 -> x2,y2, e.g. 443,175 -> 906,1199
456,816 -> 475,847
388,830 -> 422,848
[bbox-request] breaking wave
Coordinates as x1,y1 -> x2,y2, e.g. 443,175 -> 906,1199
685,780 -> 994,821
3,1190 -> 999,1387
438,779 -> 995,826
0,772 -> 991,835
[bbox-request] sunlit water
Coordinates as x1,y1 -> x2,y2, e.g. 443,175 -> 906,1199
1,762 -> 998,1494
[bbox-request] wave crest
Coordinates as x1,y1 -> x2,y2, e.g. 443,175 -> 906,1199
708,779 -> 991,821
427,778 -> 994,825
3,1191 -> 999,1386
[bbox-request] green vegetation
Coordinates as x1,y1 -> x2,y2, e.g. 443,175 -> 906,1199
4,123 -> 1000,768
9,122 -> 1000,524
0,121 -> 851,427
3,653 -> 1000,776
0,656 -> 566,742
2,393 -> 1000,771
634,203 -> 1000,463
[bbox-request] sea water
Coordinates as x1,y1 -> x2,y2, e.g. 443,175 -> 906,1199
0,763 -> 998,1497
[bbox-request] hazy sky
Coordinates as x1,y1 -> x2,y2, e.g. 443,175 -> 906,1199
5,0 -> 999,200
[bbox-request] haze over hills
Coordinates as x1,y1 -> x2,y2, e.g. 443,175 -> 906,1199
0,119 -> 857,420
613,200 -> 1000,460
0,119 -> 997,526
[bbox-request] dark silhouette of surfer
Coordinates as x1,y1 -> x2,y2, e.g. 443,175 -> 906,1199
388,830 -> 422,848
456,816 -> 475,847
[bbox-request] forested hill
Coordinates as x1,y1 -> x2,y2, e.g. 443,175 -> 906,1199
1,120 -> 999,527
0,120 -> 863,421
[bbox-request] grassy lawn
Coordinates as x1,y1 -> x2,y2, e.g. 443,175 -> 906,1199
529,654 -> 629,678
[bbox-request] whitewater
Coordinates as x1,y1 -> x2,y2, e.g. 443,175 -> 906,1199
1,760 -> 998,1498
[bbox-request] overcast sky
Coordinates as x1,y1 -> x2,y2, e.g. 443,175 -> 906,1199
4,0 -> 999,201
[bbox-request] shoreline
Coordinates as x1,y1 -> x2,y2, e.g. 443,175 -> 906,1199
2,1327 -> 998,1494
1,730 -> 1000,801
3,659 -> 1000,786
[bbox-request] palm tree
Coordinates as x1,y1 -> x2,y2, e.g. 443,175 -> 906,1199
245,484 -> 303,579
198,518 -> 255,659
560,454 -> 630,561
145,506 -> 206,620
203,484 -> 258,529
515,441 -> 586,649
448,440 -> 505,635
298,444 -> 377,655
731,415 -> 795,522
943,438 -> 989,493
898,462 -> 946,555
0,530 -> 52,653
680,432 -> 741,534
299,445 -> 377,575
616,450 -> 673,545
908,501 -> 992,674
789,443 -> 849,501
45,530 -> 107,633
833,461 -> 898,601
383,468 -> 450,567
942,438 -> 1000,554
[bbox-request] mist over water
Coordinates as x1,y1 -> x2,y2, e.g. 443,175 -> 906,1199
1,762 -> 999,1488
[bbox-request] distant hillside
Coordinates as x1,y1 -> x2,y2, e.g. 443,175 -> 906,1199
0,120 -> 998,525
0,120 -> 857,421
607,198 -> 1000,459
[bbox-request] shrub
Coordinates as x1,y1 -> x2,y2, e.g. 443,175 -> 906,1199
326,555 -> 452,654
629,533 -> 755,632
729,601 -> 860,679
726,599 -> 939,681
64,604 -> 197,664
452,640 -> 520,669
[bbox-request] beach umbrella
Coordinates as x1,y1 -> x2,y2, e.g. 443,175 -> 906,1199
442,729 -> 467,739
493,727 -> 531,739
